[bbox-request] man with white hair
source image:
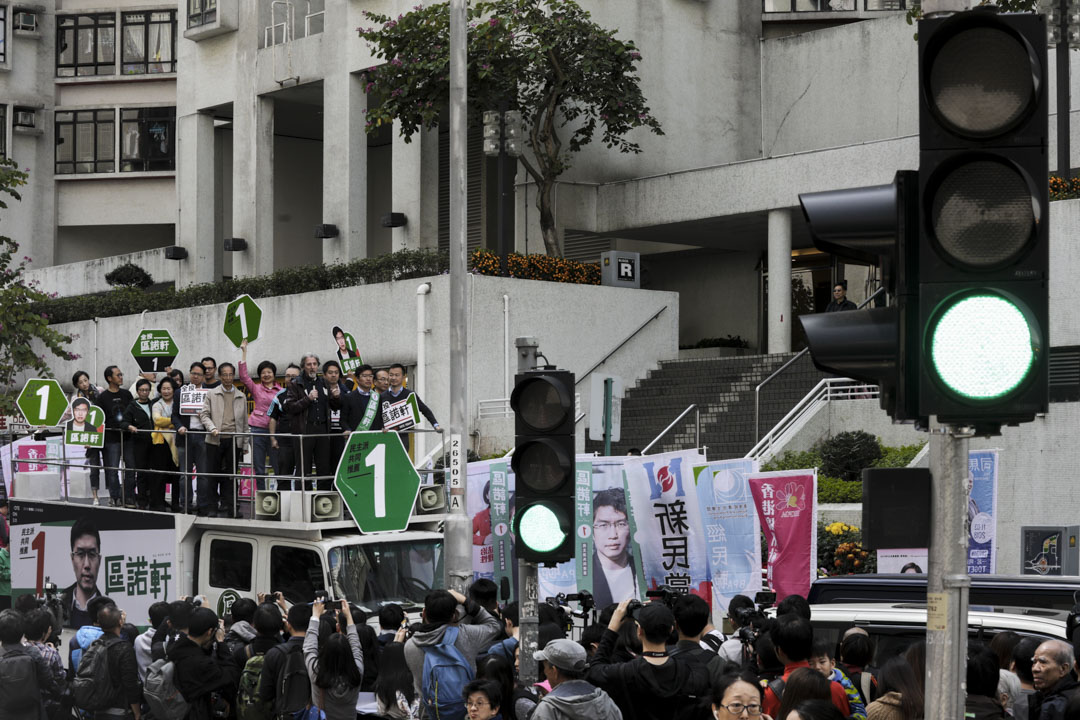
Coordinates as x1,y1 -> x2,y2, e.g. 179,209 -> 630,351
284,353 -> 342,487
1031,639 -> 1079,720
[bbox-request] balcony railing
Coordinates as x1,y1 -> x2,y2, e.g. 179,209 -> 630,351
764,0 -> 914,11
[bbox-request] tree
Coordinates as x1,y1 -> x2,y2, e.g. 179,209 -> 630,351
0,158 -> 75,417
358,0 -> 664,257
907,0 -> 1037,28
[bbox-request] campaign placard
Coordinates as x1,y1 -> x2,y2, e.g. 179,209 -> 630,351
179,384 -> 209,416
64,398 -> 105,448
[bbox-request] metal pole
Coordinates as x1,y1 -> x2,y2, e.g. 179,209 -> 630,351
1058,0 -> 1071,182
516,338 -> 540,682
444,0 -> 472,596
603,377 -> 613,457
924,417 -> 971,720
498,100 -> 509,277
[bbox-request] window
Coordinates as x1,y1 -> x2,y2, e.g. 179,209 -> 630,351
188,0 -> 217,29
57,14 -> 115,77
208,539 -> 253,591
121,11 -> 176,74
120,107 -> 176,172
0,8 -> 7,64
270,545 -> 324,605
55,109 -> 115,174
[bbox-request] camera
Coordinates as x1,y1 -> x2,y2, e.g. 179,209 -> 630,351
625,599 -> 645,618
564,590 -> 595,612
644,585 -> 679,608
37,582 -> 63,645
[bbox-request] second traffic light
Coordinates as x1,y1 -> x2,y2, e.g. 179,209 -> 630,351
510,370 -> 575,565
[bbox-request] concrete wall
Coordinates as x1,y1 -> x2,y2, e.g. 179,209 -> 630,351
26,246 -> 180,296
39,275 -> 679,459
54,225 -> 175,265
273,135 -> 323,271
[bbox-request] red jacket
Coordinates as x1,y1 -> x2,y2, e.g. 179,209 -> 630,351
762,660 -> 851,718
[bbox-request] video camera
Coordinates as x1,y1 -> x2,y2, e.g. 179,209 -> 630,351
644,584 -> 680,608
733,591 -> 776,649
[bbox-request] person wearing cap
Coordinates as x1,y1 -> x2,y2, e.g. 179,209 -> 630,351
532,638 -> 622,720
586,599 -> 709,720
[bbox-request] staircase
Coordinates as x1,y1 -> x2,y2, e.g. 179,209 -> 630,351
584,352 -> 828,459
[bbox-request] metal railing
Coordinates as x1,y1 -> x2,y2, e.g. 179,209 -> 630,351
641,404 -> 700,455
763,0 -> 913,12
754,286 -> 885,441
477,394 -> 582,421
745,377 -> 879,461
575,306 -> 667,388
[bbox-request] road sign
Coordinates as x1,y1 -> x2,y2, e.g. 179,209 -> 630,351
16,378 -> 68,427
131,328 -> 179,373
588,373 -> 622,443
335,432 -> 422,533
223,294 -> 263,348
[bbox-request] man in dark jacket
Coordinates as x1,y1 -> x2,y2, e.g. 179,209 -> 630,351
0,608 -> 54,720
381,363 -> 442,454
668,594 -> 716,669
586,600 -> 709,720
533,638 -> 622,720
97,604 -> 142,719
122,379 -> 154,509
1031,639 -> 1080,720
168,607 -> 238,720
284,354 -> 342,487
342,364 -> 385,434
258,603 -> 312,707
825,282 -> 857,312
231,603 -> 283,670
965,646 -> 1007,720
98,366 -> 133,507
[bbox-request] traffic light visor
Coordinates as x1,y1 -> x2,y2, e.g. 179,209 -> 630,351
517,504 -> 568,553
926,23 -> 1039,139
927,292 -> 1037,401
512,377 -> 573,432
513,438 -> 572,492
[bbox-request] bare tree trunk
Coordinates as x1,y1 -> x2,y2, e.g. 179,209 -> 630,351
537,177 -> 560,256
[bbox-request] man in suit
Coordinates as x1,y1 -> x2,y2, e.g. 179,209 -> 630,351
380,363 -> 442,454
590,488 -> 639,610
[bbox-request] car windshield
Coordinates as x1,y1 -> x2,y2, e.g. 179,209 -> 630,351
328,539 -> 444,611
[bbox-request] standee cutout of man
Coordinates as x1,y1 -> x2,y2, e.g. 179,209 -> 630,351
591,488 -> 639,609
62,517 -> 103,629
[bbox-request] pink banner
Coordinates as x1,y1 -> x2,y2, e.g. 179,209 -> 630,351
16,444 -> 48,473
749,471 -> 817,602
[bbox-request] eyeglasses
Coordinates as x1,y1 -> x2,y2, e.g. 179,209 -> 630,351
719,702 -> 762,716
593,521 -> 629,532
465,700 -> 490,709
71,549 -> 100,561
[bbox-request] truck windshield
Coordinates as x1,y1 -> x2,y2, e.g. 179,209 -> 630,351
328,540 -> 444,609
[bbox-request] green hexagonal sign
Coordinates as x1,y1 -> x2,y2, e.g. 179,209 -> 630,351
131,328 -> 179,373
17,378 -> 68,427
223,294 -> 263,348
335,432 -> 421,533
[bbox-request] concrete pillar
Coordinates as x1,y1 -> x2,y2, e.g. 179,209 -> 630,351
322,71 -> 368,264
176,111 -> 217,288
231,95 -> 275,278
768,208 -> 792,354
391,124 -> 439,251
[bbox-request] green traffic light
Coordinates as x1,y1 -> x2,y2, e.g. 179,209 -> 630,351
930,294 -> 1035,401
517,504 -> 566,553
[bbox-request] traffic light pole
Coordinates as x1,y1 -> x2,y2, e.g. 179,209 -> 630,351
516,337 -> 540,687
924,417 -> 971,720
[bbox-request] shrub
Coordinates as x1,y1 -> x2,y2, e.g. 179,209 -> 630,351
874,442 -> 926,469
818,521 -> 876,575
471,249 -> 600,284
818,476 -> 862,504
819,431 -> 882,483
104,263 -> 154,289
761,448 -> 822,473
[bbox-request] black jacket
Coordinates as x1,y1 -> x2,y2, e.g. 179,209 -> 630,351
231,634 -> 282,672
586,628 -> 710,720
965,694 -> 1007,720
98,388 -> 133,444
167,636 -> 238,720
341,389 -> 384,432
258,635 -> 306,704
285,376 -> 342,429
103,634 -> 142,710
122,400 -> 153,446
1031,675 -> 1080,720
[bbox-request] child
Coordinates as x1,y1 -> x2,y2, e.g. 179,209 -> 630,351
463,678 -> 503,720
809,638 -> 867,720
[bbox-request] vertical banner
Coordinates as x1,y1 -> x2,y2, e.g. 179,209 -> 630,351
749,470 -> 817,602
574,461 -> 595,594
967,449 -> 999,574
489,461 -> 513,600
692,458 -> 762,620
623,450 -> 709,599
469,459 -> 498,581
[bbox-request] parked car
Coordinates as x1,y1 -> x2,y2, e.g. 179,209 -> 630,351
808,573 -> 1080,611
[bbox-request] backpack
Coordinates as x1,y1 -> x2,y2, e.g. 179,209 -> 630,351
274,643 -> 312,718
143,658 -> 190,720
700,633 -> 725,654
0,645 -> 41,717
767,677 -> 786,704
71,635 -> 120,711
237,644 -> 273,720
421,626 -> 475,720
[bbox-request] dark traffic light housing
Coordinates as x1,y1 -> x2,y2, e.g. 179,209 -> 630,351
510,370 -> 575,565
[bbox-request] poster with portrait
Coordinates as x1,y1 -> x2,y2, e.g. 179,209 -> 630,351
9,501 -> 177,629
332,326 -> 363,374
64,398 -> 106,448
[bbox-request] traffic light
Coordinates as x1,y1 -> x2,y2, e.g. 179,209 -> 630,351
798,170 -> 920,422
917,10 -> 1048,431
510,370 -> 575,565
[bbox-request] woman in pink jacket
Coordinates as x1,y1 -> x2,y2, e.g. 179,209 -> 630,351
239,339 -> 282,488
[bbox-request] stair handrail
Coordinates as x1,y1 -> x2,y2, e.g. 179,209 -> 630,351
753,286 -> 885,441
641,404 -> 700,455
575,306 -> 667,387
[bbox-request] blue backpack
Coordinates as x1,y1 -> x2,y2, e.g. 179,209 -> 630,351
421,627 -> 474,720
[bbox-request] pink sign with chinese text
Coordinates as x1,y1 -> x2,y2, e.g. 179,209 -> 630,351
16,444 -> 48,473
749,471 -> 817,602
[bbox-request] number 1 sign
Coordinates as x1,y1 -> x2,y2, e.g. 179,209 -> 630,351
223,294 -> 263,347
335,432 -> 422,533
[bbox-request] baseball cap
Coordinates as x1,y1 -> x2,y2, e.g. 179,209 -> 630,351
534,638 -> 586,673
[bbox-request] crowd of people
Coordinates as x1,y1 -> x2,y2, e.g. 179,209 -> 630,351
68,345 -> 441,516
1,580 -> 1076,720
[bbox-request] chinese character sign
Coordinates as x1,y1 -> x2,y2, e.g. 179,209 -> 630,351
692,459 -> 761,620
179,385 -> 209,416
382,395 -> 420,431
749,471 -> 817,602
9,501 -> 176,629
967,449 -> 998,575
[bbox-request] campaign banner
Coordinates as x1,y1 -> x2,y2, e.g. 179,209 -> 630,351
749,471 -> 817,602
469,459 -> 499,582
64,400 -> 105,448
382,395 -> 420,431
10,501 -> 177,629
623,450 -> 709,600
967,449 -> 998,575
574,462 -> 594,593
179,384 -> 209,416
332,326 -> 364,375
488,461 -> 513,600
692,458 -> 761,619
16,443 -> 49,473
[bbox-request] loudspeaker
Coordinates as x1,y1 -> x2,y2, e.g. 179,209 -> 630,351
861,468 -> 931,550
308,492 -> 343,522
164,246 -> 188,260
416,485 -> 446,514
255,490 -> 281,521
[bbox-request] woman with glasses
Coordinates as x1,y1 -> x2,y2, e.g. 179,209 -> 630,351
463,679 -> 503,720
712,670 -> 773,720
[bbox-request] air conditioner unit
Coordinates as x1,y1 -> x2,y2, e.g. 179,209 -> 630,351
13,12 -> 36,32
416,485 -> 446,515
307,491 -> 342,522
13,110 -> 35,128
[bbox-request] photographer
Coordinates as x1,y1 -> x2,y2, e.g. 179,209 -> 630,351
668,594 -> 715,669
168,607 -> 239,720
713,595 -> 758,665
